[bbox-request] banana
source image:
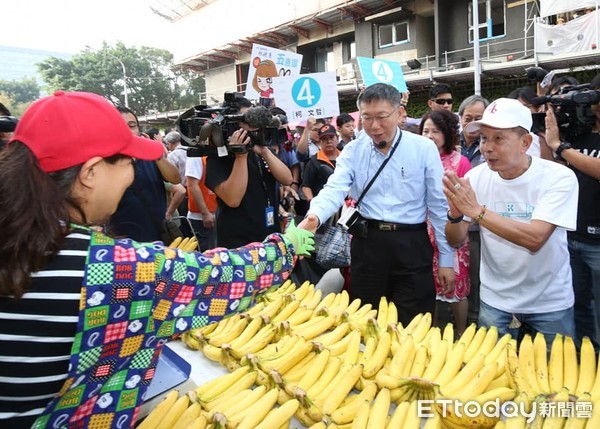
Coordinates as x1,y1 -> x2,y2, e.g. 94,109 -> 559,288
201,371 -> 258,409
271,298 -> 301,324
232,387 -> 279,429
282,352 -> 318,384
442,322 -> 455,344
178,237 -> 190,250
314,322 -> 350,347
366,387 -> 391,429
169,236 -> 183,248
541,387 -> 570,429
505,342 -> 532,396
204,388 -> 252,419
208,316 -> 249,347
182,331 -> 202,350
487,372 -> 510,391
259,338 -> 313,375
408,344 -> 429,378
479,325 -> 499,356
241,300 -> 265,318
213,385 -> 267,421
422,339 -> 449,381
409,312 -> 432,343
585,399 -> 600,428
485,333 -> 512,366
302,288 -> 323,311
254,398 -> 300,429
204,315 -> 238,339
427,327 -> 442,355
303,357 -> 343,401
172,402 -> 202,429
287,306 -> 316,326
292,281 -> 312,301
548,334 -> 564,393
422,411 -> 441,429
229,324 -> 277,359
563,335 -> 579,394
564,392 -> 592,429
434,342 -> 466,387
363,331 -> 392,378
227,316 -> 264,349
386,400 -> 410,428
402,313 -> 423,334
329,382 -> 378,424
340,328 -> 363,366
292,314 -> 337,340
376,296 -> 389,329
456,322 -> 477,351
440,353 -> 486,397
473,386 -> 517,404
187,414 -> 208,429
389,334 -> 416,378
194,366 -> 249,398
386,301 -> 398,326
576,337 -> 596,397
448,361 -> 498,401
321,364 -> 364,416
314,291 -> 338,314
328,329 -> 360,357
349,400 -> 371,429
463,326 -> 487,362
403,399 -> 422,429
345,298 -> 362,316
137,389 -> 180,429
289,348 -> 331,395
308,363 -> 355,421
518,334 -> 540,396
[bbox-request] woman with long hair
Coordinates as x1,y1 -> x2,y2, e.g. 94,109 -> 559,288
0,91 -> 313,429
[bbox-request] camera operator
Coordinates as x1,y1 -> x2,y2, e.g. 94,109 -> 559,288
545,73 -> 600,346
205,99 -> 293,248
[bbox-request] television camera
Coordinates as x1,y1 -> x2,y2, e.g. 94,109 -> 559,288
176,92 -> 289,157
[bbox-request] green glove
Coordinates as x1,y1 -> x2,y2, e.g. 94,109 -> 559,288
283,219 -> 315,257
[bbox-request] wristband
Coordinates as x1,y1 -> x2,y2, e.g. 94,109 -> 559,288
447,210 -> 464,224
474,205 -> 487,224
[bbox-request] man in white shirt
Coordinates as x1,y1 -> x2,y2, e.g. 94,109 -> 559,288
444,98 -> 578,342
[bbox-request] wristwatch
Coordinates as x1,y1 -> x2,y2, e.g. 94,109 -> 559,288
447,210 -> 464,224
555,141 -> 572,161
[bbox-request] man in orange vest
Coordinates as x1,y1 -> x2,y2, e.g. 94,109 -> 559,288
185,156 -> 217,251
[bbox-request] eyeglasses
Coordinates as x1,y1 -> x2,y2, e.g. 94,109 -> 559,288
360,107 -> 398,124
433,98 -> 453,105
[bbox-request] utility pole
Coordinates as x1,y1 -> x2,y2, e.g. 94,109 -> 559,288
86,45 -> 129,107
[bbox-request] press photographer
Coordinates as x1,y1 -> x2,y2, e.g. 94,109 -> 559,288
195,95 -> 293,248
544,73 -> 600,347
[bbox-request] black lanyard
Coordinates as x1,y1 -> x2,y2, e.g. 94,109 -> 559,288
254,153 -> 272,207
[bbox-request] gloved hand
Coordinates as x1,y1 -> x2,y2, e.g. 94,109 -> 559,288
283,219 -> 315,257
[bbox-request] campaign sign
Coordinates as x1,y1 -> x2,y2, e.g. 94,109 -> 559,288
244,44 -> 303,103
272,71 -> 340,121
356,56 -> 408,92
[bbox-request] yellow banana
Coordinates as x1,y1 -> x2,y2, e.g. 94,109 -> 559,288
402,313 -> 423,333
254,398 -> 300,429
542,387 -> 570,429
291,281 -> 312,301
208,316 -> 249,347
213,385 -> 267,421
291,314 -> 337,340
308,363 -> 355,421
229,324 -> 277,359
487,372 -> 510,391
422,339 -> 449,381
271,298 -> 301,324
330,382 -> 378,424
172,402 -> 201,429
408,344 -> 429,378
155,395 -> 190,429
576,337 -> 596,396
449,362 -> 499,401
302,288 -> 323,311
328,329 -> 360,357
232,387 -> 279,429
533,332 -> 550,394
403,399 -> 422,429
479,325 -> 499,356
286,306 -> 316,326
204,388 -> 252,419
168,236 -> 183,248
241,300 -> 266,318
548,333 -> 564,393
564,392 -> 591,429
518,334 -> 540,396
227,316 -> 263,349
321,364 -> 364,416
463,326 -> 487,362
366,387 -> 391,429
563,335 -> 579,394
201,371 -> 258,409
281,351 -> 318,384
422,411 -> 441,429
456,322 -> 477,351
259,338 -> 313,375
585,399 -> 600,428
376,296 -> 389,329
505,342 -> 532,396
473,386 -> 517,404
204,315 -> 238,339
137,389 -> 180,429
303,357 -> 343,400
314,291 -> 337,314
363,331 -> 392,378
195,369 -> 256,404
434,342 -> 466,386
177,236 -> 190,250
313,322 -> 350,347
389,334 -> 416,378
442,322 -> 455,344
427,327 -> 442,355
386,400 -> 410,428
289,348 -> 331,395
386,301 -> 398,326
345,297 -> 362,316
440,353 -> 486,397
484,333 -> 512,366
350,400 -> 371,429
410,312 -> 432,343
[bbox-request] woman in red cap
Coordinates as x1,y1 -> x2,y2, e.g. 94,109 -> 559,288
0,91 -> 314,429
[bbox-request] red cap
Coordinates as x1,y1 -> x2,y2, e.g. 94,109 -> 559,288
10,91 -> 164,173
318,124 -> 337,139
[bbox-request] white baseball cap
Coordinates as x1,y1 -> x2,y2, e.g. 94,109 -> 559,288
465,98 -> 532,133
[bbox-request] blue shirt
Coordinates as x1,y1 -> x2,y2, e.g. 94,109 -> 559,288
308,128 -> 454,267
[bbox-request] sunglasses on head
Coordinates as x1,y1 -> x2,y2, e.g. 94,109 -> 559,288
433,98 -> 453,105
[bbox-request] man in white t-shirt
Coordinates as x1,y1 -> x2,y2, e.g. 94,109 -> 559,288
443,98 -> 578,343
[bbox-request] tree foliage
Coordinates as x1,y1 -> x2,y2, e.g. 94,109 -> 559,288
37,42 -> 204,115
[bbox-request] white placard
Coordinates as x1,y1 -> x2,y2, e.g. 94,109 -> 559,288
272,71 -> 340,121
244,44 -> 303,103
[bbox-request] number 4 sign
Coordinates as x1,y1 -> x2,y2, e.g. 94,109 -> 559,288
356,57 -> 408,92
272,71 -> 340,121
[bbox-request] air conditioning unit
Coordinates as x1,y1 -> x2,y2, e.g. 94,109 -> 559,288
337,63 -> 356,82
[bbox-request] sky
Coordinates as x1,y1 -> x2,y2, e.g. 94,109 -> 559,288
2,0 -> 176,54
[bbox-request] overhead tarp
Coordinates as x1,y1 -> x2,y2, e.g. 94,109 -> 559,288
535,10 -> 599,54
540,0 -> 598,18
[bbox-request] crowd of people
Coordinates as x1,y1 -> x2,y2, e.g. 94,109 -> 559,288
1,69 -> 600,427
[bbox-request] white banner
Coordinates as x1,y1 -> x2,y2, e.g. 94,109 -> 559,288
540,0 -> 597,18
535,10 -> 599,54
244,44 -> 303,103
272,72 -> 340,122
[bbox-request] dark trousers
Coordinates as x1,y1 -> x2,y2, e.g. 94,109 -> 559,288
349,225 -> 435,326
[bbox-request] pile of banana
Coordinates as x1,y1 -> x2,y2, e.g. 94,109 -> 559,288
168,235 -> 199,251
141,280 -> 600,428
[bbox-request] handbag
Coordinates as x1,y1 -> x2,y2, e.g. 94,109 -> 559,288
315,223 -> 351,269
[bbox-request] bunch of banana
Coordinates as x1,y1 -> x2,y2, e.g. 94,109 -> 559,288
168,235 -> 199,251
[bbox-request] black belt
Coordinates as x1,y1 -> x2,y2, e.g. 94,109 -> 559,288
366,220 -> 426,231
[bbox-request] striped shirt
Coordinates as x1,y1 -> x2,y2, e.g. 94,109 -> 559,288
0,230 -> 90,429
